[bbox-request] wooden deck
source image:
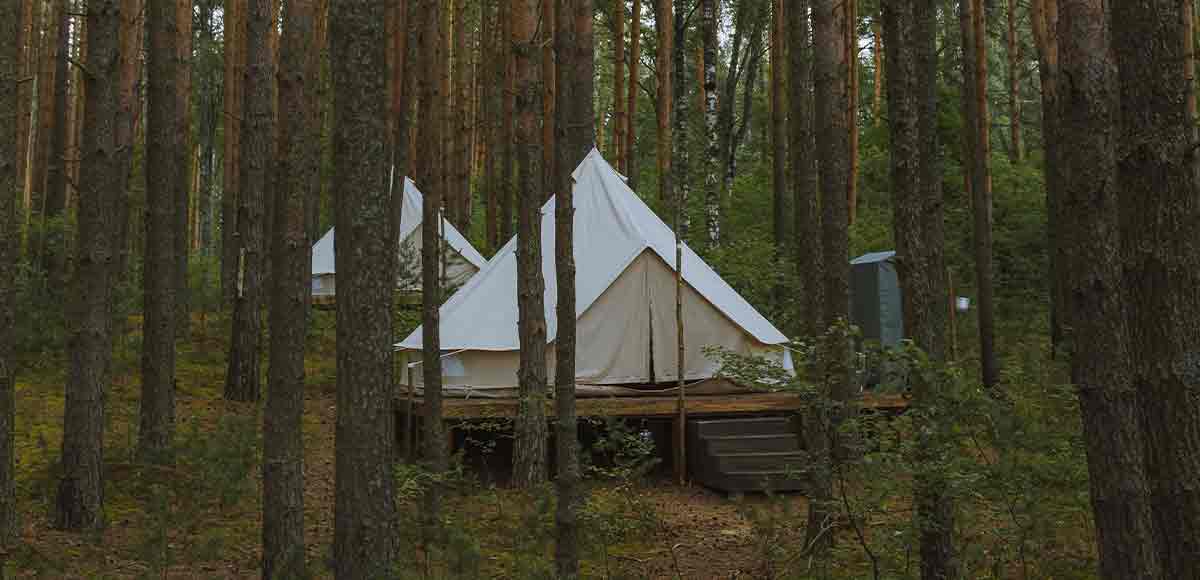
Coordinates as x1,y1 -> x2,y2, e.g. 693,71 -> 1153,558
398,391 -> 909,420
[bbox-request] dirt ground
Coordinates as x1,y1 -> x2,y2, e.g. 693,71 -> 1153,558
11,321 -> 817,579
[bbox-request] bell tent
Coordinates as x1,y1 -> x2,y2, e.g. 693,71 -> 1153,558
310,177 -> 488,298
396,149 -> 791,396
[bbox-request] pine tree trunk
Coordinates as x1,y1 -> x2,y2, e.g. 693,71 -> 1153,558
43,0 -> 70,283
1057,1 -> 1161,577
66,4 -> 82,216
140,0 -> 179,462
57,0 -> 122,531
441,5 -> 453,220
1006,0 -> 1023,162
872,17 -> 882,125
175,0 -> 193,327
225,0 -> 275,402
1186,1 -> 1197,139
627,0 -> 641,191
392,0 -> 411,200
198,0 -> 218,257
846,0 -> 859,226
702,0 -> 721,247
16,0 -> 34,220
261,0 -> 279,299
1113,2 -> 1200,576
114,0 -> 142,280
806,0 -> 852,563
309,0 -> 328,244
883,1 -> 956,576
414,0 -> 447,526
222,0 -> 245,304
767,0 -> 783,252
671,0 -> 688,232
481,0 -> 497,251
542,0 -> 556,203
555,2 -> 591,572
969,0 -> 998,390
655,0 -> 673,206
330,1 -> 399,575
0,0 -> 21,547
264,2 -> 315,576
30,0 -> 63,257
614,0 -> 626,174
455,0 -> 472,229
501,2 -> 515,241
480,0 -> 494,249
512,0 -> 548,488
790,0 -> 820,340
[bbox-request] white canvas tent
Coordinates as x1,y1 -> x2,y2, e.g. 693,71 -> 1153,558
396,149 -> 791,395
310,177 -> 488,297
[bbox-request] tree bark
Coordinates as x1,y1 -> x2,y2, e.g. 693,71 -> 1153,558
140,0 -> 179,462
555,1 -> 592,572
222,0 -> 245,304
846,0 -> 859,226
1113,1 -> 1200,576
481,0 -> 497,252
1033,0 -> 1063,357
30,0 -> 63,257
114,0 -> 143,280
614,0 -> 626,174
501,1 -> 516,241
264,2 -> 315,577
883,1 -> 956,576
543,0 -> 557,203
872,16 -> 882,125
806,0 -> 853,562
57,0 -> 122,531
791,0 -> 821,340
331,1 -> 399,576
627,0 -> 641,192
963,0 -> 999,390
512,0 -> 549,488
671,0 -> 688,232
175,0 -> 193,327
16,0 -> 35,221
414,0 -> 447,527
0,0 -> 20,547
1006,0 -> 1024,162
392,0 -> 411,202
701,0 -> 720,247
768,0 -> 783,252
198,0 -> 219,257
225,0 -> 275,402
655,0 -> 673,207
1056,1 -> 1161,577
43,0 -> 70,282
455,0 -> 472,230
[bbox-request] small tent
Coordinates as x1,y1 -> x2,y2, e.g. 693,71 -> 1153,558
396,149 -> 791,395
849,251 -> 903,347
310,177 -> 488,298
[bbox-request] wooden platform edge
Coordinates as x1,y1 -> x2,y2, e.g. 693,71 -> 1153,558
396,391 -> 909,420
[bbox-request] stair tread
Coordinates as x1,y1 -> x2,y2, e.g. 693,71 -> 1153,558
702,433 -> 796,440
710,450 -> 805,458
692,417 -> 789,424
722,469 -> 809,476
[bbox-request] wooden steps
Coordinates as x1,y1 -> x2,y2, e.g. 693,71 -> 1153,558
688,416 -> 809,493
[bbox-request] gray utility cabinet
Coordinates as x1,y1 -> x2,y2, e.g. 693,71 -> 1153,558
849,251 -> 903,348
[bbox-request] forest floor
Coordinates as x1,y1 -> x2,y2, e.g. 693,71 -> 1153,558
8,311 -> 883,579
